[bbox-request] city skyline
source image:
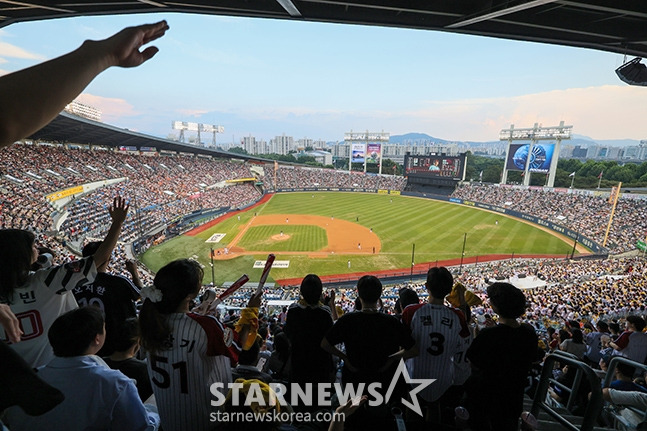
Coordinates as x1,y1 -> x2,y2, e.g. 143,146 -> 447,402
1,13 -> 645,143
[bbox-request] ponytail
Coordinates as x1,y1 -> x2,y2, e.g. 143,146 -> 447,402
139,259 -> 203,354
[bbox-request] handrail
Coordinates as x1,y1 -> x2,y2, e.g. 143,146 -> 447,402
531,353 -> 603,431
602,356 -> 647,424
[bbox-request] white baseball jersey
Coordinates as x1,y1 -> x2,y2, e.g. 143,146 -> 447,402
147,312 -> 240,431
402,303 -> 470,402
3,258 -> 96,368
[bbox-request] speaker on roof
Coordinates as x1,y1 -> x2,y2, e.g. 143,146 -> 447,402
616,57 -> 647,86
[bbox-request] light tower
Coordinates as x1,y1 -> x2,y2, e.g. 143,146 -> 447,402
172,121 -> 224,147
344,130 -> 389,174
500,121 -> 571,187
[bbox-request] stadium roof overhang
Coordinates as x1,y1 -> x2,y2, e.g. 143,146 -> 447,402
1,1 -> 646,58
28,111 -> 272,163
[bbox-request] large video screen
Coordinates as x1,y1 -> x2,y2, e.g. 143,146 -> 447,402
506,143 -> 555,173
404,155 -> 464,179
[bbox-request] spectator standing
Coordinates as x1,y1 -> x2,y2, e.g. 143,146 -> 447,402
0,197 -> 128,368
465,282 -> 539,431
284,274 -> 334,389
138,259 -> 261,431
74,241 -> 140,356
322,275 -> 416,429
402,267 -> 471,410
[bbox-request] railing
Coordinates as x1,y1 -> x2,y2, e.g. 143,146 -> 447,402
602,356 -> 647,428
531,352 -> 603,431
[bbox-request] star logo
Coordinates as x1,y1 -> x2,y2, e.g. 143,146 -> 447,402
383,359 -> 435,417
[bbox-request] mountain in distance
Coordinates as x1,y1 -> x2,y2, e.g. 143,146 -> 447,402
389,133 -> 451,145
388,133 -> 642,147
324,133 -> 642,148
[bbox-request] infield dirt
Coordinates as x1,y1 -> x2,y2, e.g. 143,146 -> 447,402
212,214 -> 380,260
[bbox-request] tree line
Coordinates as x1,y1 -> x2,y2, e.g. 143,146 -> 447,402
465,153 -> 647,188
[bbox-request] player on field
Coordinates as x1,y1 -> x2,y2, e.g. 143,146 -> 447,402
402,267 -> 471,418
0,197 -> 128,368
138,259 -> 261,431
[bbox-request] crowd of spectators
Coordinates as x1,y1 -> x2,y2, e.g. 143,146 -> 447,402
263,165 -> 406,191
451,183 -> 647,254
4,21 -> 647,431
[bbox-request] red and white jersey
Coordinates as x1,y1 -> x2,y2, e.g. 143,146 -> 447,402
3,258 -> 96,368
402,303 -> 470,402
147,312 -> 240,431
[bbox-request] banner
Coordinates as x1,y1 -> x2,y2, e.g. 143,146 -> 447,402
366,143 -> 381,164
253,260 -> 290,269
351,143 -> 365,163
637,241 -> 646,252
45,185 -> 84,202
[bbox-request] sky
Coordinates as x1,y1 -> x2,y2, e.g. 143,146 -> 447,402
0,12 -> 645,144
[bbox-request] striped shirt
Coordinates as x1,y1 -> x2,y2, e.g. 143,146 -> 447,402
4,257 -> 96,368
147,312 -> 240,431
402,303 -> 470,402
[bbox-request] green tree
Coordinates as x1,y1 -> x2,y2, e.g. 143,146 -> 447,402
228,147 -> 248,155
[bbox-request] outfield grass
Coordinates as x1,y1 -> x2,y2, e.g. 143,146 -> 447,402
141,192 -> 575,285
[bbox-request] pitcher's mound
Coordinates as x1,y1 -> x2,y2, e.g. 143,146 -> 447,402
271,234 -> 291,241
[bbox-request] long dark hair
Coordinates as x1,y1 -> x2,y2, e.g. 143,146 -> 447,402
0,229 -> 35,303
139,259 -> 203,354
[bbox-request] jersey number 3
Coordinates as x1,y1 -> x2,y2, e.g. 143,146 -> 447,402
427,332 -> 445,356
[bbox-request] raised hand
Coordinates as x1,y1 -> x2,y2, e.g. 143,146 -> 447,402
95,21 -> 170,69
108,196 -> 129,224
247,290 -> 263,309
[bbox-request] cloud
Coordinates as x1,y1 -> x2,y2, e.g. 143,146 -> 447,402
176,109 -> 211,117
75,93 -> 138,122
171,85 -> 647,142
389,85 -> 647,141
0,41 -> 46,61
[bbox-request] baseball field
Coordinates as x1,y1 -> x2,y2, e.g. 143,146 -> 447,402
140,192 -> 584,285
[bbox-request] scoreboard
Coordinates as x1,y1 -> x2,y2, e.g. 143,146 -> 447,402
404,154 -> 466,180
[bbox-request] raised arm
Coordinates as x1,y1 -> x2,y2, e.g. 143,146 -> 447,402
93,197 -> 129,270
125,259 -> 144,290
0,20 -> 169,147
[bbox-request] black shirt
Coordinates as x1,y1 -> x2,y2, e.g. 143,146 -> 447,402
103,356 -> 153,402
284,304 -> 334,384
73,272 -> 139,356
325,310 -> 415,387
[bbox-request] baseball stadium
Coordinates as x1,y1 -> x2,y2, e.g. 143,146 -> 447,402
2,3 -> 647,431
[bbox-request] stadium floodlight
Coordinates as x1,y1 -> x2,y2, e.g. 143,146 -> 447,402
616,57 -> 647,86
